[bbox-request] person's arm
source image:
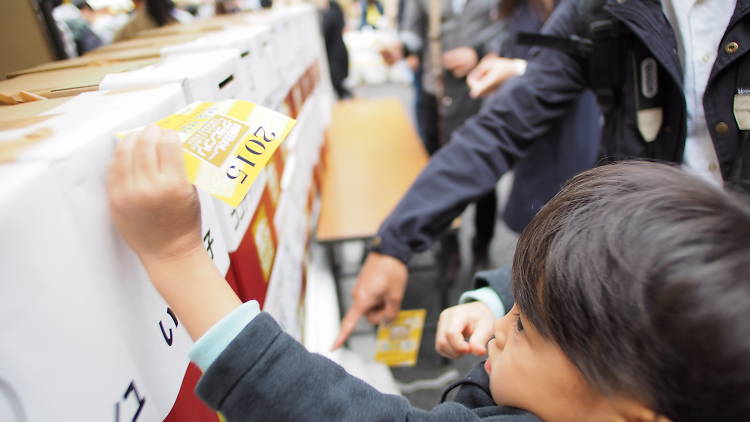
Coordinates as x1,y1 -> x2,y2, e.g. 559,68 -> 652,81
107,125 -> 242,340
108,127 -> 493,422
374,0 -> 586,264
334,0 -> 588,348
199,312 -> 491,421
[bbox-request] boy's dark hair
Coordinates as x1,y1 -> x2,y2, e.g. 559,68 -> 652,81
512,161 -> 750,422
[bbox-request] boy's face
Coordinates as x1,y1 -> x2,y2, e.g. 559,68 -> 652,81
486,304 -> 618,422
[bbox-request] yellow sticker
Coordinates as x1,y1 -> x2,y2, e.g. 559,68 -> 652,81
121,100 -> 296,208
374,309 -> 426,367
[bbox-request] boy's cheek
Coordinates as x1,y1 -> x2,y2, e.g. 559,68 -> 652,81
487,355 -> 512,404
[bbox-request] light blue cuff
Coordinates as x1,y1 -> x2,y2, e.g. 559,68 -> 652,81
188,300 -> 261,371
458,287 -> 505,319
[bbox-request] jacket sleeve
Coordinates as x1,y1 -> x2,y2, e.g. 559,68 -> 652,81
398,0 -> 426,55
473,267 -> 514,312
196,313 -> 483,421
372,0 -> 589,263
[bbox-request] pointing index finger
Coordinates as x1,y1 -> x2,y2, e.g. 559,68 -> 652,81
331,304 -> 365,350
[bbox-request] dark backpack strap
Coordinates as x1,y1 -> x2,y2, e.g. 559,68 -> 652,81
578,0 -> 622,112
516,0 -> 623,112
516,32 -> 593,57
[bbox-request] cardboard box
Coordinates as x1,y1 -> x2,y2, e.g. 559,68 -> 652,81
0,85 -> 186,161
99,50 -> 242,102
6,32 -> 210,78
85,33 -> 203,55
161,27 -> 273,103
0,161 -> 180,422
212,169 -> 268,252
6,47 -> 167,79
235,14 -> 289,107
0,85 -> 213,421
133,19 -> 227,39
0,98 -> 70,123
263,240 -> 304,341
228,187 -> 278,305
0,58 -> 158,100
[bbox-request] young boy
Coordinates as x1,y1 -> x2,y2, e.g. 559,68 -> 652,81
108,127 -> 750,422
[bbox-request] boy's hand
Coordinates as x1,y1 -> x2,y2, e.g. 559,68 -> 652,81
435,301 -> 495,358
107,125 -> 202,265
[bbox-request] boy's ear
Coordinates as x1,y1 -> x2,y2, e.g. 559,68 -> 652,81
611,396 -> 672,422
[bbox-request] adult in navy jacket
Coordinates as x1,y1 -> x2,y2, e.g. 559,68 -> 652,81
333,0 -> 750,347
477,0 -> 601,233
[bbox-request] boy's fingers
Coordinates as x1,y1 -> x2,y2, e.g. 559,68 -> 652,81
445,330 -> 470,356
435,313 -> 451,354
435,317 -> 461,358
134,125 -> 161,182
468,322 -> 492,356
157,128 -> 184,179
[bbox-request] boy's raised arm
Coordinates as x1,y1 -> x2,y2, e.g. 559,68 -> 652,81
107,126 -> 242,341
107,128 -> 507,422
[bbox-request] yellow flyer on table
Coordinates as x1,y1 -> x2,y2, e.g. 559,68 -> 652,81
374,309 -> 426,367
128,100 -> 296,208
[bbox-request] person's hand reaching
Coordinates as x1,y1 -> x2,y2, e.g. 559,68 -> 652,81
107,125 -> 202,266
332,252 -> 408,349
467,56 -> 525,98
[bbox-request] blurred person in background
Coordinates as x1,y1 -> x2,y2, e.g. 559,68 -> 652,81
334,0 -> 750,350
52,0 -> 103,56
114,0 -> 192,42
78,1 -> 130,45
381,0 -> 503,271
359,0 -> 384,29
466,0 -> 600,233
215,0 -> 242,15
320,0 -> 353,99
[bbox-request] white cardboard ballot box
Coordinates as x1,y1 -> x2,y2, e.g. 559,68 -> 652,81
161,26 -> 274,104
0,85 -> 229,421
237,15 -> 291,107
100,50 -> 242,103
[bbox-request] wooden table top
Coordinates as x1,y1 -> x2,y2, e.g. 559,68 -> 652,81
316,98 -> 429,242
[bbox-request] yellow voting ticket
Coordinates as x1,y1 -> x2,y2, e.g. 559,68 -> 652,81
124,100 -> 295,208
374,309 -> 427,367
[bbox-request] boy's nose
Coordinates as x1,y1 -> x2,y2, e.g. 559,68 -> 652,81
492,315 -> 510,350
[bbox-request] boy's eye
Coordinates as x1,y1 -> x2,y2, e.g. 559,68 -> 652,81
514,313 -> 525,333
